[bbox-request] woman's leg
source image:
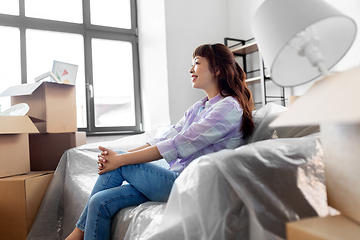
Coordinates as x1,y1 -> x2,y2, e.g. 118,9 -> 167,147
84,184 -> 148,240
75,162 -> 178,240
65,167 -> 127,240
75,166 -> 133,232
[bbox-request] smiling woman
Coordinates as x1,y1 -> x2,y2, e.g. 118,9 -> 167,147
192,43 -> 255,139
65,43 -> 255,240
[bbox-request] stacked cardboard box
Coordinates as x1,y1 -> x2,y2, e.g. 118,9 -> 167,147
0,114 -> 54,240
0,82 -> 86,239
0,116 -> 39,178
1,82 -> 86,171
0,171 -> 54,240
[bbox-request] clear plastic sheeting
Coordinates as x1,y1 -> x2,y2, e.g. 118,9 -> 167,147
27,103 -> 327,240
26,129 -> 168,240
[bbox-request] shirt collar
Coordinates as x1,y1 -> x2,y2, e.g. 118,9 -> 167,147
200,94 -> 223,108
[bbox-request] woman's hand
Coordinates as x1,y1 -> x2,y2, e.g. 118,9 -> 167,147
97,145 -> 163,175
97,146 -> 122,175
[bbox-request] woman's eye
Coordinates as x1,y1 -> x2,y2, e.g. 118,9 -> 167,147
195,62 -> 199,65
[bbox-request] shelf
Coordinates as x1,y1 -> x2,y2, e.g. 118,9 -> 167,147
245,76 -> 261,84
246,74 -> 271,84
225,37 -> 286,108
230,41 -> 258,55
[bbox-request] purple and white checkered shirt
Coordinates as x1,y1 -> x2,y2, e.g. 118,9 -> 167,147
148,94 -> 245,173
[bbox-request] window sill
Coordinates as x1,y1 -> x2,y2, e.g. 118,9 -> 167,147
82,130 -> 144,137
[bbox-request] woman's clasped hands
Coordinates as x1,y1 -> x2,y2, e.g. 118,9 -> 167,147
97,146 -> 122,175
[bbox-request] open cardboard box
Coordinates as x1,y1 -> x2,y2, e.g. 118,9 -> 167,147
287,214 -> 360,240
29,132 -> 86,171
0,171 -> 54,240
0,116 -> 39,178
0,82 -> 77,133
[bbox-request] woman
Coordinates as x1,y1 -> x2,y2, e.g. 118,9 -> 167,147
66,43 -> 255,240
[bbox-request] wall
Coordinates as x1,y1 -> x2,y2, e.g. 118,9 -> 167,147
164,0 -> 229,123
137,0 -> 171,130
228,0 -> 263,40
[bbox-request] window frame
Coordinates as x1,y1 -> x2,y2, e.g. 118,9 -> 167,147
0,0 -> 142,135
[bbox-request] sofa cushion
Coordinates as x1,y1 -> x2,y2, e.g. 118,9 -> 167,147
248,103 -> 319,143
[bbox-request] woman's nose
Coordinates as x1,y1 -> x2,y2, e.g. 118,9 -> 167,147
189,66 -> 194,73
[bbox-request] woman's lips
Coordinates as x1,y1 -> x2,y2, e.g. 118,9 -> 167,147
191,75 -> 198,81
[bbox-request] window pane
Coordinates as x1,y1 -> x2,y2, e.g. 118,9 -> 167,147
0,27 -> 21,112
25,0 -> 82,23
90,0 -> 131,29
92,39 -> 135,127
26,30 -> 87,128
0,0 -> 19,15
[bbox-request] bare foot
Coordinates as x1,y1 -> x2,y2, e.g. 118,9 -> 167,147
65,227 -> 84,240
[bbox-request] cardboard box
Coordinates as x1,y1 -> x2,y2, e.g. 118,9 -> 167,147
0,171 -> 54,240
269,66 -> 360,226
0,116 -> 39,178
289,95 -> 300,106
0,82 -> 77,133
287,214 -> 360,240
320,123 -> 360,225
29,132 -> 86,171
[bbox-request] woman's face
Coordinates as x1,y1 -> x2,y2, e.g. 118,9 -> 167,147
189,56 -> 218,93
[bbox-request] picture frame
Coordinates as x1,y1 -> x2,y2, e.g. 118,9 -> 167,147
52,61 -> 78,85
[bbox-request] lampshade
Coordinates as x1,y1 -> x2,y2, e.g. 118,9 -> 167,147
252,0 -> 357,87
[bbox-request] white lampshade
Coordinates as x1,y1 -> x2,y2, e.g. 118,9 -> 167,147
252,0 -> 357,87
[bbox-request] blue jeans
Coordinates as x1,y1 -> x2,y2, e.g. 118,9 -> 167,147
76,155 -> 178,240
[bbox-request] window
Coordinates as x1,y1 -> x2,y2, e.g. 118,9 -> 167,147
0,27 -> 21,111
92,39 -> 136,127
0,0 -> 141,134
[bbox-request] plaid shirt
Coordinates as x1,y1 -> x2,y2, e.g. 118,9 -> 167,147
148,94 -> 244,173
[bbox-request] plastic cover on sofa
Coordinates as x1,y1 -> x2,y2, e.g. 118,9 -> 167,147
27,103 -> 327,240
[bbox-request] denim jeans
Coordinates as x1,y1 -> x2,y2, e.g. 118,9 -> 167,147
76,153 -> 178,240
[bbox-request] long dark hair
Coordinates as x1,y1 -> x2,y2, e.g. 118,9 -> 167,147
193,43 -> 255,139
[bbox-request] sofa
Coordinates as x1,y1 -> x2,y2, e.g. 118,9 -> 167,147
27,103 -> 329,240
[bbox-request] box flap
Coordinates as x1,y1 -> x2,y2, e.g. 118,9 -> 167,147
0,116 -> 40,134
28,116 -> 45,123
0,82 -> 74,97
271,66 -> 360,127
0,171 -> 54,182
0,82 -> 43,97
